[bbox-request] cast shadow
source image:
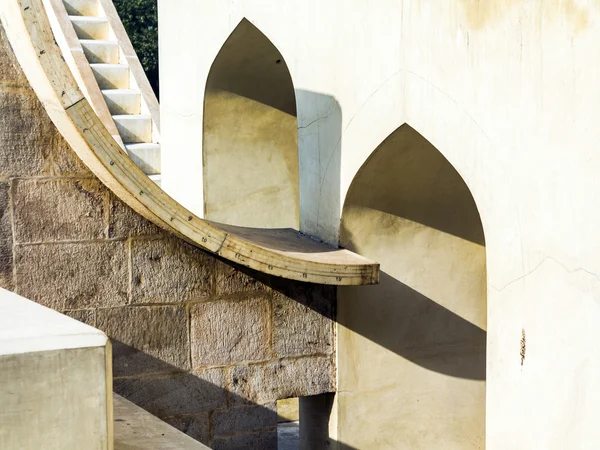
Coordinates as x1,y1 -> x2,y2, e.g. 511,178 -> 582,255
110,339 -> 358,450
244,263 -> 485,381
337,271 -> 486,380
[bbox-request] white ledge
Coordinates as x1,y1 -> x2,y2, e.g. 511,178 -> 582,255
0,288 -> 107,356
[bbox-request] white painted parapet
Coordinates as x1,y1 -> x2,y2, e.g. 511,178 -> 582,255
0,288 -> 112,450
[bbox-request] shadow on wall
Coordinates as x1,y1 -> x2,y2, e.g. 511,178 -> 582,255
112,352 -> 359,450
338,272 -> 486,380
109,273 -> 359,450
112,341 -> 283,449
203,18 -> 342,243
251,124 -> 486,379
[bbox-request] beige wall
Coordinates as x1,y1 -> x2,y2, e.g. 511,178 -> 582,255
203,19 -> 298,228
338,125 -> 486,449
161,1 -> 600,448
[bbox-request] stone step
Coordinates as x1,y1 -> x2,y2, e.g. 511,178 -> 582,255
102,89 -> 141,115
69,16 -> 109,40
114,395 -> 208,450
90,64 -> 129,90
63,0 -> 98,17
113,114 -> 152,144
80,39 -> 119,64
125,143 -> 161,175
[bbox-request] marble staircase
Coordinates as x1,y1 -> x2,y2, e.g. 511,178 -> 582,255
64,0 -> 161,185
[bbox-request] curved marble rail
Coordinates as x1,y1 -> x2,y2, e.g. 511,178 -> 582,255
0,0 -> 379,285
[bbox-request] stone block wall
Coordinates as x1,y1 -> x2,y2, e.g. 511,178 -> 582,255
0,26 -> 335,449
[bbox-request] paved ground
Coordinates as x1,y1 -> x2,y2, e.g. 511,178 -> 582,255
278,422 -> 299,450
114,394 -> 209,450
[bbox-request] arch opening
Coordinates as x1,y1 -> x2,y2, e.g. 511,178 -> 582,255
336,124 -> 487,448
203,19 -> 299,228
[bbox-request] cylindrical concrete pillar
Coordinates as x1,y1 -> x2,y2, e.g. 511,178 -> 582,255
299,393 -> 335,450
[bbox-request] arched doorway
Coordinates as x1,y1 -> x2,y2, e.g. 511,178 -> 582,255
337,124 -> 487,448
203,19 -> 298,228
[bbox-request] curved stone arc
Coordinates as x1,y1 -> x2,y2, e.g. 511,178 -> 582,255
1,0 -> 379,285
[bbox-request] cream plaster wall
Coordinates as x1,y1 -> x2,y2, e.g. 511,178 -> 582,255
204,90 -> 298,227
338,125 -> 486,449
160,1 -> 600,448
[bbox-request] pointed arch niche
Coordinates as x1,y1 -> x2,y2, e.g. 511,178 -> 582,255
203,19 -> 299,228
336,124 -> 487,448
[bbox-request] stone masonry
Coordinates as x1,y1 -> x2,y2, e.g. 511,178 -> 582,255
0,25 -> 335,449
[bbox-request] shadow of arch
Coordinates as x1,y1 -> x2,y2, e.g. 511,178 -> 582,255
203,18 -> 299,228
337,123 -> 486,448
338,69 -> 524,290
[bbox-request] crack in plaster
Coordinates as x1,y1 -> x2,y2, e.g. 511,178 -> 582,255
173,111 -> 199,118
489,256 -> 600,292
297,106 -> 335,130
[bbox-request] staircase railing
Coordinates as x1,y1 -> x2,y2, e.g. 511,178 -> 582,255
98,0 -> 159,133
